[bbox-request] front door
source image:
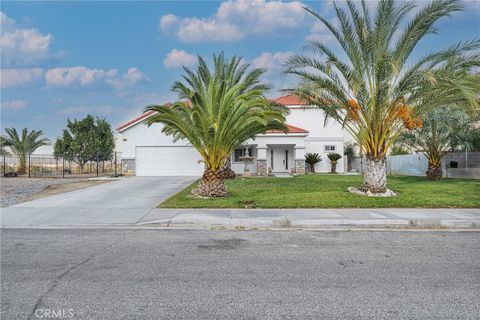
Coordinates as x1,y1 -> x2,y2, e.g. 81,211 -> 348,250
272,148 -> 288,172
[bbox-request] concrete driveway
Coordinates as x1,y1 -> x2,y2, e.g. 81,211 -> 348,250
0,177 -> 197,227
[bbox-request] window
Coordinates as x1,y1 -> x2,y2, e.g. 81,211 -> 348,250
324,145 -> 336,152
233,146 -> 253,162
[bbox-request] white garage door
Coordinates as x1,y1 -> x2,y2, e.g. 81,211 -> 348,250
136,146 -> 204,176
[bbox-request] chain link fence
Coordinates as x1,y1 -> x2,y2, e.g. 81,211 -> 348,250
1,152 -> 122,178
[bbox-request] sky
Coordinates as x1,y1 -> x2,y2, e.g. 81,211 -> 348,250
1,0 -> 479,140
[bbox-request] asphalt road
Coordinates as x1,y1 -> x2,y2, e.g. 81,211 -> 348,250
1,229 -> 479,320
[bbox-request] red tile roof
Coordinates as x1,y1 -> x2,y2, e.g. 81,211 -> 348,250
273,94 -> 309,106
116,110 -> 157,132
267,124 -> 309,134
116,95 -> 312,132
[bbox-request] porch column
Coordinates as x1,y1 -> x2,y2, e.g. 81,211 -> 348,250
294,146 -> 306,175
256,145 -> 268,176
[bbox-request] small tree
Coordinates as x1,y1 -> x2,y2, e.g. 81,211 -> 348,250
1,128 -> 49,174
305,153 -> 322,173
54,115 -> 115,173
398,107 -> 475,180
327,153 -> 342,174
390,146 -> 411,156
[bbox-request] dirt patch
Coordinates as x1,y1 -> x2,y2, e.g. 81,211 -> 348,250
18,180 -> 112,203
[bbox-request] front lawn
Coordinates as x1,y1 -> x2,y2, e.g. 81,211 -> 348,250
159,175 -> 480,208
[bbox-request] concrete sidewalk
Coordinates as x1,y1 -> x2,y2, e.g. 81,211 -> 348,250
137,208 -> 480,229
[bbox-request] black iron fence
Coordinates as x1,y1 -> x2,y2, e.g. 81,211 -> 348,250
1,152 -> 122,178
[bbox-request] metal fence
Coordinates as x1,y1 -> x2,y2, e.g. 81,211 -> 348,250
1,152 -> 122,178
350,152 -> 480,179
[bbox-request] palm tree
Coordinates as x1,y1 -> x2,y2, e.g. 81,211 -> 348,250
397,107 -> 476,180
327,153 -> 342,173
0,136 -> 10,156
305,152 -> 321,173
1,128 -> 49,174
145,53 -> 288,197
286,0 -> 479,193
220,156 -> 236,179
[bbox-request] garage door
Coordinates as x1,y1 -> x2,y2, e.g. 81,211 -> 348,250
136,146 -> 204,176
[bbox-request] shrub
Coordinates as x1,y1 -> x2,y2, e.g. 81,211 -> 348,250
327,153 -> 342,173
305,153 -> 322,173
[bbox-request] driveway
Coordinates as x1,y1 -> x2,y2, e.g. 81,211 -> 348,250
0,177 -> 197,227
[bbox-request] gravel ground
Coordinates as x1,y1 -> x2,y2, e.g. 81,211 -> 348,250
0,178 -> 87,207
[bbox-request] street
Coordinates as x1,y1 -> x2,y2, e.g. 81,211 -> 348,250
1,229 -> 479,319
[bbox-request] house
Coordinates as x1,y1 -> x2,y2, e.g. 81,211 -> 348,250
116,94 -> 345,176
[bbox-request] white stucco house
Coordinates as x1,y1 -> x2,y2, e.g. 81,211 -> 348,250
116,95 -> 345,176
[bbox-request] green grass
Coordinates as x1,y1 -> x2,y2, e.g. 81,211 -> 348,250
159,174 -> 480,208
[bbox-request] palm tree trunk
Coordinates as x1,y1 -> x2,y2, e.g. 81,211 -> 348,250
17,157 -> 27,175
220,157 -> 236,179
310,163 -> 315,173
330,161 -> 337,173
426,162 -> 442,180
362,156 -> 387,193
198,169 -> 227,197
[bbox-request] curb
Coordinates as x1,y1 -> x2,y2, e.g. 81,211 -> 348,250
136,218 -> 480,229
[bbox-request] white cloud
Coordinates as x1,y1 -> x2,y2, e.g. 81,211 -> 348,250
320,0 -> 377,15
44,66 -> 148,90
306,17 -> 338,43
0,68 -> 44,88
0,11 -> 55,67
45,66 -> 117,87
163,49 -> 197,69
106,67 -> 148,90
174,18 -> 243,42
2,65 -> 147,90
0,11 -> 15,29
159,14 -> 180,33
250,51 -> 296,92
251,51 -> 293,71
159,0 -> 307,42
1,99 -> 27,111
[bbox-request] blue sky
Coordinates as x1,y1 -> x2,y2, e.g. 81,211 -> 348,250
1,0 -> 479,139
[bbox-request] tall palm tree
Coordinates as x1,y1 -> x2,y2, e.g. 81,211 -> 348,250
286,0 -> 479,193
1,128 -> 49,174
145,53 -> 288,197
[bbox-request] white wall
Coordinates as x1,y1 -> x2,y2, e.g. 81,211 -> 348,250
120,122 -> 190,158
286,106 -> 345,173
305,139 -> 344,173
286,107 -> 344,138
254,135 -> 306,150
